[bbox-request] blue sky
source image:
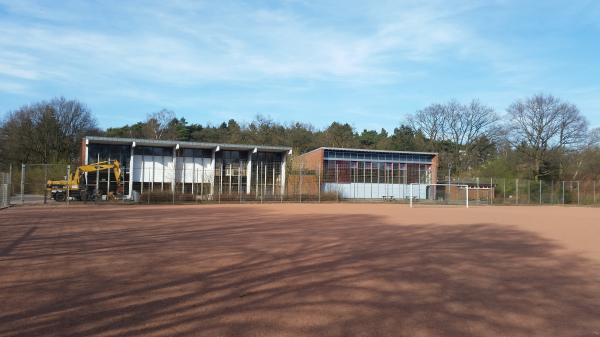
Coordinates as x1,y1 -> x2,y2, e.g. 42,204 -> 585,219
0,0 -> 599,130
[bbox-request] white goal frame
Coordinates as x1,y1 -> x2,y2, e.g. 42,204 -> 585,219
409,183 -> 469,208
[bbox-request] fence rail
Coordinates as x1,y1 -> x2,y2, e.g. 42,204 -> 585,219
3,162 -> 599,207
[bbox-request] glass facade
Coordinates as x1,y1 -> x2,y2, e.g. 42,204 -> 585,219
323,149 -> 433,164
84,138 -> 290,200
323,160 -> 431,184
88,143 -> 132,166
87,143 -> 132,196
318,150 -> 436,199
251,152 -> 283,197
214,151 -> 248,196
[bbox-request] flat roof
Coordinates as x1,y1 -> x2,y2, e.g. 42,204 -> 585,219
85,136 -> 292,153
300,146 -> 438,156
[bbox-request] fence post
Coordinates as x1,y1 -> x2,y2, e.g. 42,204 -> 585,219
527,179 -> 530,204
317,161 -> 321,203
123,166 -> 126,204
515,178 -> 519,205
66,165 -> 70,207
43,164 -> 48,205
577,181 -> 580,205
490,177 -> 493,205
475,177 -> 479,204
299,163 -> 303,203
503,179 -> 506,204
335,162 -> 339,202
242,161 -> 245,204
562,181 -> 565,205
263,163 -> 266,203
20,163 -> 25,205
594,181 -> 597,204
539,180 -> 542,205
8,164 -> 12,198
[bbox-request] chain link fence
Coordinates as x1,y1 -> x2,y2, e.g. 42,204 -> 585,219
6,161 -> 600,207
0,171 -> 10,208
452,177 -> 599,206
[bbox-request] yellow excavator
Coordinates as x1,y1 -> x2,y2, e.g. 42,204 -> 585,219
46,160 -> 123,201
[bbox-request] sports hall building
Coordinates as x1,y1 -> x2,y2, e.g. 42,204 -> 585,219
296,147 -> 439,200
81,136 -> 292,199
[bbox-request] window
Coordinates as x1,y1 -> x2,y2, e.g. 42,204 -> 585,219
252,151 -> 282,163
179,148 -> 212,158
134,146 -> 171,156
88,144 -> 132,166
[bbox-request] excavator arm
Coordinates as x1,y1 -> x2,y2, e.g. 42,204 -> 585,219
46,160 -> 123,201
75,160 -> 122,185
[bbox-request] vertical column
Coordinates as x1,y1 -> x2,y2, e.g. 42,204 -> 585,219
96,154 -> 100,198
201,159 -> 205,198
182,156 -> 186,194
84,139 -> 89,193
129,143 -> 135,199
246,150 -> 253,194
228,163 -> 232,193
192,156 -> 195,195
255,162 -> 259,199
107,156 -> 111,196
141,154 -> 144,194
211,147 -> 217,195
281,150 -> 288,196
151,156 -> 155,191
161,156 -> 165,191
172,146 -> 177,193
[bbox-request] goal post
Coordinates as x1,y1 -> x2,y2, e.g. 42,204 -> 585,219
409,183 -> 469,208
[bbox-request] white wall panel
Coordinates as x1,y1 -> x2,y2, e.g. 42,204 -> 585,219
323,183 -> 427,199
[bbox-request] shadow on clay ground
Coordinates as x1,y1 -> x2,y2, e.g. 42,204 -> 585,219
0,206 -> 599,337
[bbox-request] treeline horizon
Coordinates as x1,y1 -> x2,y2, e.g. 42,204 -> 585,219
1,95 -> 599,181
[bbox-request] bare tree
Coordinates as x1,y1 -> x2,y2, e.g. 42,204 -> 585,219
143,109 -> 177,140
446,99 -> 499,171
446,99 -> 499,147
507,94 -> 588,179
590,128 -> 600,148
409,99 -> 499,172
407,103 -> 446,151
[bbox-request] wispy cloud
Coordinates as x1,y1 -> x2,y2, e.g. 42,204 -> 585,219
0,0 -> 506,89
0,0 -> 598,129
0,79 -> 27,94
